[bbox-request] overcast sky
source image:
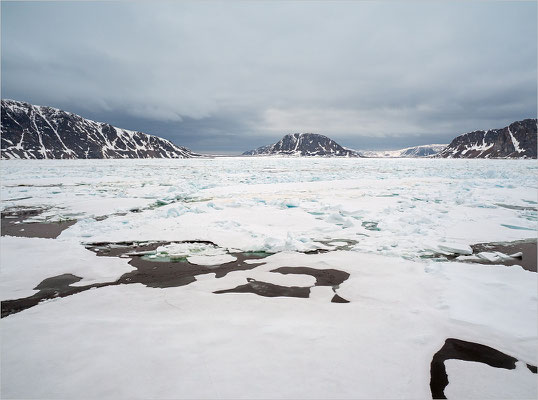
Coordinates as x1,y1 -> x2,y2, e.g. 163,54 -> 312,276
2,1 -> 536,153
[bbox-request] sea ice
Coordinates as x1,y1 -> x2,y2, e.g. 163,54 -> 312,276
477,251 -> 514,263
437,242 -> 473,255
0,236 -> 134,300
1,157 -> 536,399
150,242 -> 237,265
445,360 -> 537,399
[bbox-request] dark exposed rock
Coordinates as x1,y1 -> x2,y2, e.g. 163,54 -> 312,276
243,133 -> 359,157
1,99 -> 199,159
438,119 -> 537,159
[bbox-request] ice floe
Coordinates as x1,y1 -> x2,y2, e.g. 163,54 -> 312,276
1,251 -> 536,399
0,236 -> 134,300
148,242 -> 238,266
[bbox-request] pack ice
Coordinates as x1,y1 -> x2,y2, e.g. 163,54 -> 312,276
1,157 -> 536,399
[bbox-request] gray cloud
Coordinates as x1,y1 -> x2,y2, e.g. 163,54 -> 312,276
2,1 -> 536,152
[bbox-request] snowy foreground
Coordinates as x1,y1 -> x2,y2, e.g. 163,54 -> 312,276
1,157 -> 537,399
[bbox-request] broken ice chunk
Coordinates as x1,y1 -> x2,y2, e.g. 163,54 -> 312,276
187,254 -> 237,266
456,255 -> 481,261
437,243 -> 473,255
148,242 -> 236,266
476,251 -> 519,263
493,251 -> 514,261
125,250 -> 157,256
476,252 -> 502,262
327,241 -> 349,247
361,221 -> 380,231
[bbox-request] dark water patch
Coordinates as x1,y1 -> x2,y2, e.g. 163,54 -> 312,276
242,251 -> 272,258
87,241 -> 271,284
377,193 -> 399,198
423,239 -> 536,272
304,239 -> 359,254
1,274 -> 103,318
271,267 -> 349,287
1,207 -> 43,219
214,278 -> 310,298
6,183 -> 64,188
215,266 -> 350,302
3,241 -> 355,317
430,338 -> 536,399
470,239 -> 537,272
527,364 -> 537,373
500,223 -> 535,231
331,294 -> 350,303
119,249 -> 266,287
3,196 -> 33,202
1,207 -> 76,239
93,211 -> 129,222
496,203 -> 538,211
34,273 -> 83,290
314,239 -> 358,251
361,221 -> 380,231
2,241 -> 271,317
93,195 -> 210,221
304,248 -> 331,255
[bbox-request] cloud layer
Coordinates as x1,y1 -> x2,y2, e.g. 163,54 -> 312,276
2,1 -> 536,152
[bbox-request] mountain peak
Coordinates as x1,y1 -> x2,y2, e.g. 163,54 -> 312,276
243,132 -> 359,157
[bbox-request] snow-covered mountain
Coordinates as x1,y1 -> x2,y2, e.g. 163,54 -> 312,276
1,99 -> 199,159
359,144 -> 447,158
243,133 -> 359,157
437,119 -> 537,159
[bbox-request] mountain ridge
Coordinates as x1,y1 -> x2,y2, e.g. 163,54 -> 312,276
437,119 -> 537,159
1,99 -> 199,159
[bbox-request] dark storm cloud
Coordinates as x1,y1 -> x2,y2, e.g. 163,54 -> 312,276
1,1 -> 536,152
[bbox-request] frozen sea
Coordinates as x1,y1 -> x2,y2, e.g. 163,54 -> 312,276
1,157 -> 537,399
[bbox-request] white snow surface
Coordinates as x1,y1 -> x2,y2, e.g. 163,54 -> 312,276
1,251 -> 536,399
1,157 -> 537,398
0,236 -> 134,300
445,360 -> 537,399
